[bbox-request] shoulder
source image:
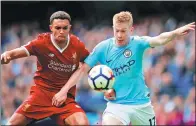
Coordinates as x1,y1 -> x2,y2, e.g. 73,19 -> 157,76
36,32 -> 51,41
69,34 -> 83,47
95,37 -> 113,48
32,32 -> 51,45
70,34 -> 78,40
132,36 -> 142,41
131,36 -> 150,43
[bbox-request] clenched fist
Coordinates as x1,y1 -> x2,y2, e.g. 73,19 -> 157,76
1,52 -> 11,64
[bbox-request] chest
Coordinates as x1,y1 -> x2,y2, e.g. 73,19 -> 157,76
103,44 -> 143,77
37,42 -> 80,65
105,45 -> 138,66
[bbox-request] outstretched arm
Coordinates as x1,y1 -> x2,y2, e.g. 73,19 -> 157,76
1,47 -> 29,64
52,63 -> 91,107
147,22 -> 195,47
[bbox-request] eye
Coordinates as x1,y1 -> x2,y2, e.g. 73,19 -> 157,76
63,26 -> 69,30
55,27 -> 61,30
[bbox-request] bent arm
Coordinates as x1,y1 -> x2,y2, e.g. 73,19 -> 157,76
60,63 -> 91,94
1,47 -> 29,64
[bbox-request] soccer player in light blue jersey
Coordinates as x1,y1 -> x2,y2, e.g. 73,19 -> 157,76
55,11 -> 195,125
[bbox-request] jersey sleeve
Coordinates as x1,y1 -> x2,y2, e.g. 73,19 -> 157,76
79,41 -> 90,62
84,43 -> 103,68
137,36 -> 151,51
22,39 -> 40,56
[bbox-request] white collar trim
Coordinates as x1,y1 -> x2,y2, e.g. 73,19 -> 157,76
50,34 -> 70,53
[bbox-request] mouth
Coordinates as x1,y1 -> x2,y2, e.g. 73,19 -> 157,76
58,36 -> 65,38
117,40 -> 124,43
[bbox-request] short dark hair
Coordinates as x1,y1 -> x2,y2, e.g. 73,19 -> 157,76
50,11 -> 71,24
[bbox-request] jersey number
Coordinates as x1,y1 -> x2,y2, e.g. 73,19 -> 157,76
149,116 -> 155,126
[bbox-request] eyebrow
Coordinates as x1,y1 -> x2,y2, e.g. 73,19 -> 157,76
55,25 -> 69,28
115,28 -> 127,30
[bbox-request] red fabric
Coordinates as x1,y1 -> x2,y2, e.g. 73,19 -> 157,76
17,32 -> 89,125
16,85 -> 85,125
23,32 -> 89,96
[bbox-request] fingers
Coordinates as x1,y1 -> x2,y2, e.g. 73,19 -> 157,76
181,31 -> 188,36
104,89 -> 116,100
52,97 -> 58,106
53,100 -> 64,107
5,56 -> 11,63
189,22 -> 195,25
182,27 -> 195,36
187,22 -> 195,29
106,96 -> 116,100
178,23 -> 195,36
1,53 -> 11,64
52,96 -> 65,107
186,22 -> 195,27
56,101 -> 64,107
188,25 -> 195,30
189,28 -> 195,31
1,53 -> 6,63
52,97 -> 55,106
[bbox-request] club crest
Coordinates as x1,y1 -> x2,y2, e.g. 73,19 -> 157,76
123,49 -> 132,58
71,52 -> 77,62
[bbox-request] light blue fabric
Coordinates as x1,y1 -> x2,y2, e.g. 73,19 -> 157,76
85,36 -> 151,105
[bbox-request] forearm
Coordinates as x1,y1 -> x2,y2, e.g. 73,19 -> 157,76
1,47 -> 28,64
60,64 -> 90,94
6,47 -> 28,60
149,30 -> 177,47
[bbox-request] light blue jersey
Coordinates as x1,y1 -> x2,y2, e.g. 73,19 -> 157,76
84,36 -> 151,105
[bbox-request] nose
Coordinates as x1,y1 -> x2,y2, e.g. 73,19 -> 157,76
60,29 -> 64,34
117,32 -> 122,38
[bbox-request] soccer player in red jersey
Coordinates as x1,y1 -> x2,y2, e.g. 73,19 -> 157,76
1,11 -> 89,125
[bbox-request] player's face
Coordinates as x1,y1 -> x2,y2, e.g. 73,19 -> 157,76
113,22 -> 133,46
50,19 -> 71,43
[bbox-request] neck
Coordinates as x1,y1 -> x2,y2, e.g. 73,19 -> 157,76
115,37 -> 130,47
56,40 -> 68,49
52,34 -> 69,49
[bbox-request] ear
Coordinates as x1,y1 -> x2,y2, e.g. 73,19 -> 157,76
69,25 -> 72,30
130,26 -> 134,34
130,26 -> 134,32
49,25 -> 52,32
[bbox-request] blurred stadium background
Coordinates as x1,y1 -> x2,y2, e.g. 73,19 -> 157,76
1,1 -> 195,125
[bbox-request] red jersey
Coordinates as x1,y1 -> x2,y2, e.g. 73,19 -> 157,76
22,33 -> 89,96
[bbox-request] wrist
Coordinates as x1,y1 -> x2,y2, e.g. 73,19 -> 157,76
60,87 -> 69,94
172,30 -> 178,37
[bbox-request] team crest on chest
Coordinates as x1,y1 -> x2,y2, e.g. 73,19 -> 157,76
48,53 -> 55,57
71,52 -> 77,62
123,49 -> 132,58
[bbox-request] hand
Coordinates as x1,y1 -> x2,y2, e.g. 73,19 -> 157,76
52,91 -> 67,107
104,89 -> 116,100
1,52 -> 11,64
175,22 -> 195,36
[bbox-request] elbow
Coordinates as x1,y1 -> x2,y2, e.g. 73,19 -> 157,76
80,63 -> 90,74
80,64 -> 86,73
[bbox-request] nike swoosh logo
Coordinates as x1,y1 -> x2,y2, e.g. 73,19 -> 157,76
106,59 -> 112,63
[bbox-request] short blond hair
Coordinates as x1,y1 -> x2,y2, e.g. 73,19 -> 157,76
113,11 -> 133,26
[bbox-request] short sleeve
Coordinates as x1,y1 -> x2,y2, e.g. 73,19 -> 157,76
22,39 -> 40,56
84,43 -> 103,68
140,36 -> 151,50
134,36 -> 151,51
79,42 -> 90,62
